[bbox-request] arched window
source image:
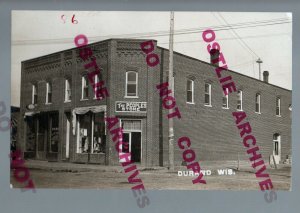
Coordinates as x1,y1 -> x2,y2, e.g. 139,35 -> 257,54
204,83 -> 211,106
65,79 -> 72,102
126,71 -> 138,97
276,97 -> 281,116
32,84 -> 38,104
46,82 -> 52,104
222,88 -> 229,109
255,93 -> 261,113
81,76 -> 89,100
237,90 -> 243,111
187,79 -> 194,103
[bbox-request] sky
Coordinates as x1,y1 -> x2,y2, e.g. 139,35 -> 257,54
11,11 -> 292,107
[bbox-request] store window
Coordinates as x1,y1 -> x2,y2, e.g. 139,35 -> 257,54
77,112 -> 105,154
49,114 -> 59,153
126,71 -> 138,97
26,117 -> 36,152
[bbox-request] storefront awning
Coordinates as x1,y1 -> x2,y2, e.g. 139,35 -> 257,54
72,105 -> 106,135
24,111 -> 40,117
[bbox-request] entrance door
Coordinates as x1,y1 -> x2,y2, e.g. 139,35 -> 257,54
131,132 -> 141,162
119,131 -> 141,163
120,120 -> 142,163
273,134 -> 281,164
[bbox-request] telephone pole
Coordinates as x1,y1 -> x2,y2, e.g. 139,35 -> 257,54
168,11 -> 175,171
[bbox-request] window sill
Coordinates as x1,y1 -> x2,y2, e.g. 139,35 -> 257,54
237,109 -> 243,111
80,98 -> 89,101
276,115 -> 282,117
204,104 -> 212,107
187,102 -> 195,105
255,112 -> 261,114
45,103 -> 52,105
64,100 -> 71,103
222,107 -> 229,109
124,96 -> 139,99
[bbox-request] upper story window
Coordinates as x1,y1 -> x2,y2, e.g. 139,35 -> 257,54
46,82 -> 52,104
276,97 -> 281,116
237,90 -> 243,111
222,88 -> 229,109
93,74 -> 100,99
204,83 -> 211,106
65,79 -> 71,102
255,93 -> 261,113
125,71 -> 138,97
82,76 -> 89,100
187,79 -> 194,104
32,84 -> 38,105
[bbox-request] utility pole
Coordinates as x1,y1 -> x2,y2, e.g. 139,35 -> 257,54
256,58 -> 263,80
168,11 -> 175,171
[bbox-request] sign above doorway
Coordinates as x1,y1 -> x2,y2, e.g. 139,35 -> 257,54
115,101 -> 147,113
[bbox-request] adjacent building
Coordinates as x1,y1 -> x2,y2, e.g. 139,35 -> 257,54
18,39 -> 292,167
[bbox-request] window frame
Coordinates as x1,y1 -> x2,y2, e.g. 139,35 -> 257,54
222,88 -> 229,109
273,133 -> 281,156
276,97 -> 281,116
32,84 -> 38,105
237,90 -> 243,111
65,79 -> 72,102
255,93 -> 261,114
46,82 -> 52,104
81,76 -> 89,100
125,71 -> 138,98
204,83 -> 212,107
186,79 -> 194,104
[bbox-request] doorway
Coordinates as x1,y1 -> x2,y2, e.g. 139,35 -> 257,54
273,133 -> 281,164
119,120 -> 142,163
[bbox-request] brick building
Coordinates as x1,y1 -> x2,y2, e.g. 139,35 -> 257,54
18,39 -> 292,167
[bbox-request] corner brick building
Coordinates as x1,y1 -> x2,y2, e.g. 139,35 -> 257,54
18,39 -> 292,167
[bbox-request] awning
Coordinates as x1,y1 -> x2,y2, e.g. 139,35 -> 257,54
24,111 -> 40,117
72,105 -> 106,135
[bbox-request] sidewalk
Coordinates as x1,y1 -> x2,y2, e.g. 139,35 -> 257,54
22,159 -> 290,173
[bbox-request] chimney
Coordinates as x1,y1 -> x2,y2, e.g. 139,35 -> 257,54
210,49 -> 220,66
263,71 -> 269,83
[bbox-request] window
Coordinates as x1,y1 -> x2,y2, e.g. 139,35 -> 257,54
65,79 -> 71,102
255,93 -> 261,113
204,83 -> 211,106
46,82 -> 52,104
187,79 -> 194,103
82,76 -> 89,100
273,133 -> 280,156
237,90 -> 243,111
93,74 -> 100,99
76,112 -> 106,154
276,97 -> 281,116
32,84 -> 38,104
222,88 -> 229,109
126,71 -> 138,97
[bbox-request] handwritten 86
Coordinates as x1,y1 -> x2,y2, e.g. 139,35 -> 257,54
61,14 -> 78,24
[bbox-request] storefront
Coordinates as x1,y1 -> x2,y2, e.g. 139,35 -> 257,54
72,105 -> 107,164
24,111 -> 59,161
